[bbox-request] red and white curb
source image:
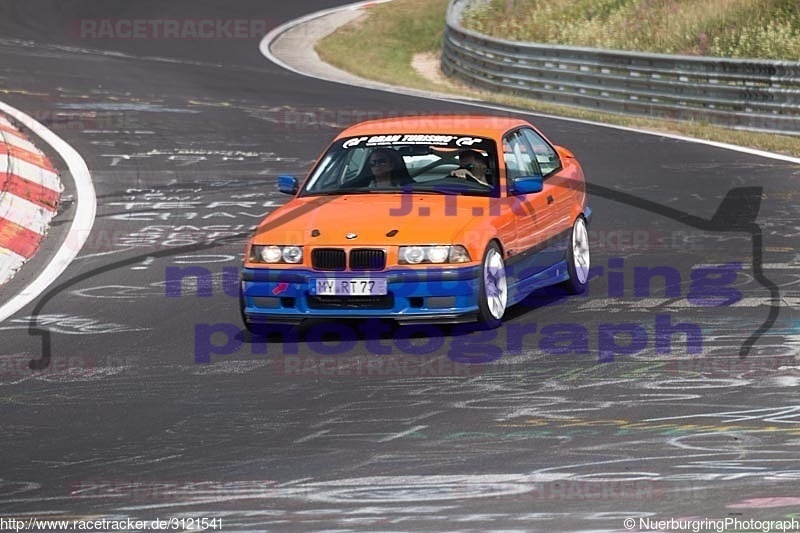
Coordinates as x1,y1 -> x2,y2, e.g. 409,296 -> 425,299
0,114 -> 63,285
0,101 -> 95,324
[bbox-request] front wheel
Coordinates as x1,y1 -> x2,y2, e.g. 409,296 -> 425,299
476,242 -> 507,329
563,216 -> 590,294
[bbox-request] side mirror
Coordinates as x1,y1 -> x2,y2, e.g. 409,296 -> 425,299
510,175 -> 543,194
278,175 -> 299,195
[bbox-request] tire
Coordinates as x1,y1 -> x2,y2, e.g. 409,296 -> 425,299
476,242 -> 507,329
564,216 -> 590,294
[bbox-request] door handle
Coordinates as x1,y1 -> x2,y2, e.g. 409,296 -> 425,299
547,195 -> 554,204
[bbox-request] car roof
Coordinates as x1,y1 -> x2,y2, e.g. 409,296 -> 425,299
335,115 -> 531,138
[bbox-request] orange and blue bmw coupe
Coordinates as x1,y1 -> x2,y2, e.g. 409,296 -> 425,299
240,115 -> 590,329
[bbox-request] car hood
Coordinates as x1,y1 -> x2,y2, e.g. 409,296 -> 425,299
253,194 -> 490,245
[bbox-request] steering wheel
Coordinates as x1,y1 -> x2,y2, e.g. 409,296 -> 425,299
450,168 -> 490,187
408,156 -> 459,178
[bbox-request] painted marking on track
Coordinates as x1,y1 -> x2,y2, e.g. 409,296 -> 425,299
377,425 -> 428,442
647,405 -> 800,424
0,314 -> 146,335
294,429 -> 331,443
576,297 -> 796,311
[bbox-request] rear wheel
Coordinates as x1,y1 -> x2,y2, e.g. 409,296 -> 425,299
476,242 -> 507,329
564,216 -> 590,294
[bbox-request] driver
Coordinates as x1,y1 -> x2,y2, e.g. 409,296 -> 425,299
450,149 -> 490,186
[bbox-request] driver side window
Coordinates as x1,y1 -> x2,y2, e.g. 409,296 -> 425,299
503,130 -> 538,181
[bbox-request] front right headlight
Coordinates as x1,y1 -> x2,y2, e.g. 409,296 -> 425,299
250,245 -> 303,264
398,245 -> 471,264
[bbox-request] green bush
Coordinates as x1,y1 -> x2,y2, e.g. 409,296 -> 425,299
462,0 -> 800,60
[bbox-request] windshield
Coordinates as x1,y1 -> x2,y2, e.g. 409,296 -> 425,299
300,134 -> 498,197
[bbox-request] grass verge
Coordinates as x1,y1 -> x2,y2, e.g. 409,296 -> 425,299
462,0 -> 800,60
315,0 -> 800,158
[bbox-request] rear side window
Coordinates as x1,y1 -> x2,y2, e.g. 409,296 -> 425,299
521,128 -> 561,176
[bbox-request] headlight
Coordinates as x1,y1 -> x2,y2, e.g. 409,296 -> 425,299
282,246 -> 303,264
400,246 -> 426,264
250,245 -> 303,264
398,245 -> 471,264
426,246 -> 450,263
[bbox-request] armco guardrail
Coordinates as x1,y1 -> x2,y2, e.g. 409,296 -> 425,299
442,0 -> 800,135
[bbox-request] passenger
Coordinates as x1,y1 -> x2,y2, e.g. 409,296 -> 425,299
365,148 -> 413,187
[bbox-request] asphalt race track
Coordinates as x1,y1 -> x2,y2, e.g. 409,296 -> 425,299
1,1 -> 799,531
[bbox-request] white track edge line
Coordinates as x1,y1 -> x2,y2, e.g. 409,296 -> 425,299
0,101 -> 96,323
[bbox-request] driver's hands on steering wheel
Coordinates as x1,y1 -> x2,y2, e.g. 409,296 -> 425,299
450,168 -> 490,186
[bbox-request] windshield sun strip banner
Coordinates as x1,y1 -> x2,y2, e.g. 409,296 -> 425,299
342,134 -> 488,148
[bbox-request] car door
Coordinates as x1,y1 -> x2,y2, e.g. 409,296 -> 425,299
520,126 -> 576,243
520,126 -> 577,228
502,129 -> 562,286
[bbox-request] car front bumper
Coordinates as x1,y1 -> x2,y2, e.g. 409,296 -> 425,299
240,265 -> 482,325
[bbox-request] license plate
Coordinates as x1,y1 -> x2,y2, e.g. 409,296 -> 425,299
313,278 -> 387,296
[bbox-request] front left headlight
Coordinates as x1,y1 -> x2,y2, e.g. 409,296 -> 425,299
250,245 -> 303,264
398,245 -> 471,264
